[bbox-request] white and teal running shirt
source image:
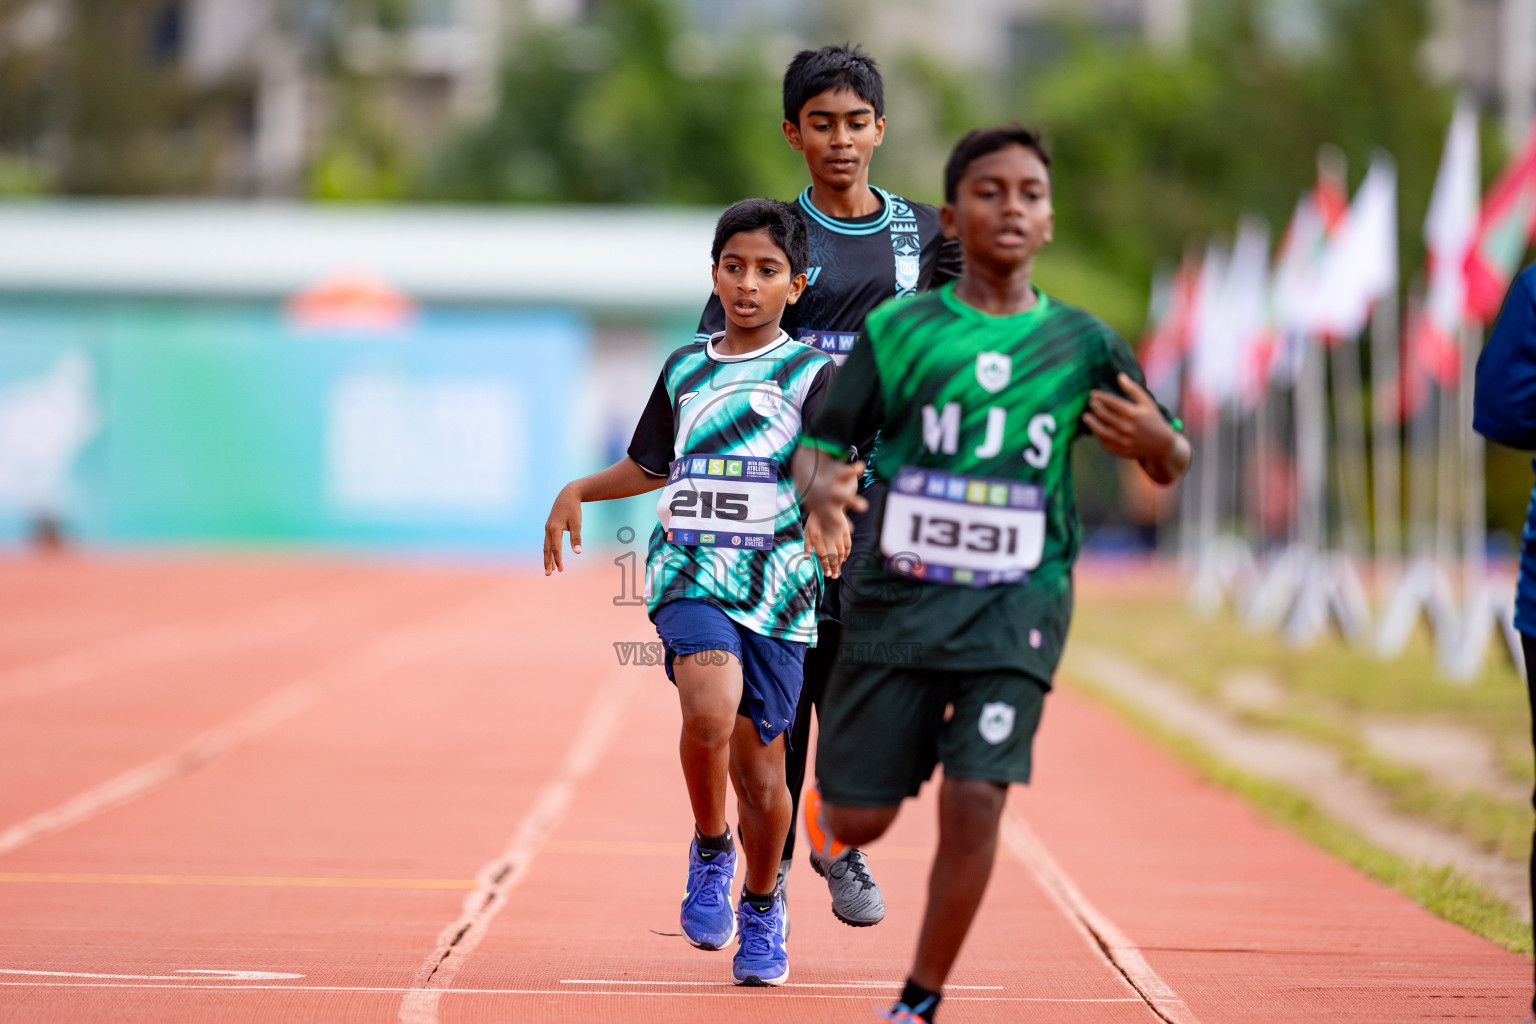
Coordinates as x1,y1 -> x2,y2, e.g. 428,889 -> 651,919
628,331 -> 835,644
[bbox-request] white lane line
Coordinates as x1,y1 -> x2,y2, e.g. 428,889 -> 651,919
559,980 -> 1004,989
0,969 -> 303,981
0,593 -> 373,704
1002,810 -> 1205,1024
398,667 -> 637,1024
0,981 -> 1141,1001
0,588 -> 509,859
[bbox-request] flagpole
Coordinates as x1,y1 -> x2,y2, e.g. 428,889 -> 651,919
1370,296 -> 1402,579
1297,340 -> 1326,556
1328,336 -> 1368,564
1460,323 -> 1487,592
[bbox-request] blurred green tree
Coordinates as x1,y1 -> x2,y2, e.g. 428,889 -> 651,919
420,0 -> 801,203
1020,0 -> 1462,317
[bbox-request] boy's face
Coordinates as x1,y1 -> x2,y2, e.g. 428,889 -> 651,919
940,144 -> 1054,271
782,87 -> 885,192
711,228 -> 807,333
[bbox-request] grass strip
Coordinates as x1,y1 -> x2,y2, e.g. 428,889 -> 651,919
1067,672 -> 1534,956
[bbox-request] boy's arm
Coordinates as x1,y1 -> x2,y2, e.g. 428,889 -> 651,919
1083,375 -> 1191,485
1084,328 -> 1191,486
1474,267 -> 1536,449
794,360 -> 854,576
544,372 -> 674,575
931,236 -> 964,288
544,458 -> 666,575
694,294 -> 725,344
794,337 -> 885,559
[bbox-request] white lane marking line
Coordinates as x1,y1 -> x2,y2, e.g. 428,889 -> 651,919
0,969 -> 304,981
0,981 -> 1141,1001
0,593 -> 372,704
0,587 -> 510,859
1002,810 -> 1205,1024
399,667 -> 637,1024
559,980 -> 1005,989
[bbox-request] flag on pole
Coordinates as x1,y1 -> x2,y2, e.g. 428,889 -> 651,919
1226,216 -> 1273,408
1306,154 -> 1398,342
1270,156 -> 1350,381
1464,119 -> 1536,323
1139,251 -> 1200,409
1401,99 -> 1479,415
1186,239 -> 1229,423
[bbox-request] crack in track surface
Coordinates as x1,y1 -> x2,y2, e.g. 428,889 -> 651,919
399,668 -> 636,1024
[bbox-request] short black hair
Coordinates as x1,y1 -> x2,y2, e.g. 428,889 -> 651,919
782,44 -> 884,126
711,198 -> 810,278
943,126 -> 1052,203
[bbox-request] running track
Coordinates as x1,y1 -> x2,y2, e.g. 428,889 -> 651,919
0,556 -> 1526,1022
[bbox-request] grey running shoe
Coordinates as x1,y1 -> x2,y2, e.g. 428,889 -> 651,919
809,846 -> 885,927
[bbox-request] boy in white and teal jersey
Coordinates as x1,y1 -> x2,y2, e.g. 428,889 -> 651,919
794,129 -> 1190,1023
545,199 -> 843,989
633,337 -> 831,643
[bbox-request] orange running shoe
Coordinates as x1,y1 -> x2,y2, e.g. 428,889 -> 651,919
802,781 -> 846,861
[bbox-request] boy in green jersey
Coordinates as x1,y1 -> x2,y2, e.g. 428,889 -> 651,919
793,127 -> 1191,1022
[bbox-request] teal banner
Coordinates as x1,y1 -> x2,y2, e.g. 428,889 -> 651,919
0,302 -> 588,555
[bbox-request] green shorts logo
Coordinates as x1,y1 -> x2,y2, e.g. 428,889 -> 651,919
700,533 -> 716,544
978,701 -> 1015,745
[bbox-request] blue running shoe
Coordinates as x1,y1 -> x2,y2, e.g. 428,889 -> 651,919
732,891 -> 789,986
680,837 -> 736,950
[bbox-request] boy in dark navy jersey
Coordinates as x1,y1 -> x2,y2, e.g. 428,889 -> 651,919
696,44 -> 962,929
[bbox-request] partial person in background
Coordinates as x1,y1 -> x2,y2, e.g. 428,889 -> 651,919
1471,261 -> 1536,1019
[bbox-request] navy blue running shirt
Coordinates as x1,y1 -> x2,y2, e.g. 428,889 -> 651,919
1473,263 -> 1536,637
696,187 -> 962,393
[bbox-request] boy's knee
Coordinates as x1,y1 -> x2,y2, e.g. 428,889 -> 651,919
733,771 -> 786,814
680,710 -> 734,751
826,802 -> 899,847
942,778 -> 1007,843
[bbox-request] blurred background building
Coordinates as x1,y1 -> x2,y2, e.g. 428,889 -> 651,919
0,0 -> 1529,558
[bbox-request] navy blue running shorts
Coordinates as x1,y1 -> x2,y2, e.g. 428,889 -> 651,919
653,599 -> 806,747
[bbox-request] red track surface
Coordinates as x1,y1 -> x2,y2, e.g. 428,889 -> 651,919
0,556 -> 1526,1022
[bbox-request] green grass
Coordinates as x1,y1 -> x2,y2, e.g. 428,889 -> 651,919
1070,597 -> 1534,852
1232,703 -> 1532,862
1067,673 -> 1533,955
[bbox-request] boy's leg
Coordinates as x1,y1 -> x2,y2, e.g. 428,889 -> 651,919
909,776 -> 1008,990
782,617 -> 837,857
824,801 -> 901,848
675,651 -> 744,836
729,717 -> 790,894
728,712 -> 794,987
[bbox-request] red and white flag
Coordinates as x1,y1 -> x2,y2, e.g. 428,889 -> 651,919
1400,99 -> 1479,415
1270,158 -> 1348,381
1138,251 -> 1200,409
1306,154 -> 1398,342
1464,117 -> 1536,322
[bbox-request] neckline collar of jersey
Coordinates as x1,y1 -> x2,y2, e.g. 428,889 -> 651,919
705,329 -> 792,362
798,185 -> 894,236
939,279 -> 1050,323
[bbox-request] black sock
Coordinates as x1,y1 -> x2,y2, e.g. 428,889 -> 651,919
898,978 -> 942,1021
694,825 -> 733,861
741,886 -> 776,913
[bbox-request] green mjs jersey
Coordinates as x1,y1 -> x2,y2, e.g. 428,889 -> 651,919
804,281 -> 1179,678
